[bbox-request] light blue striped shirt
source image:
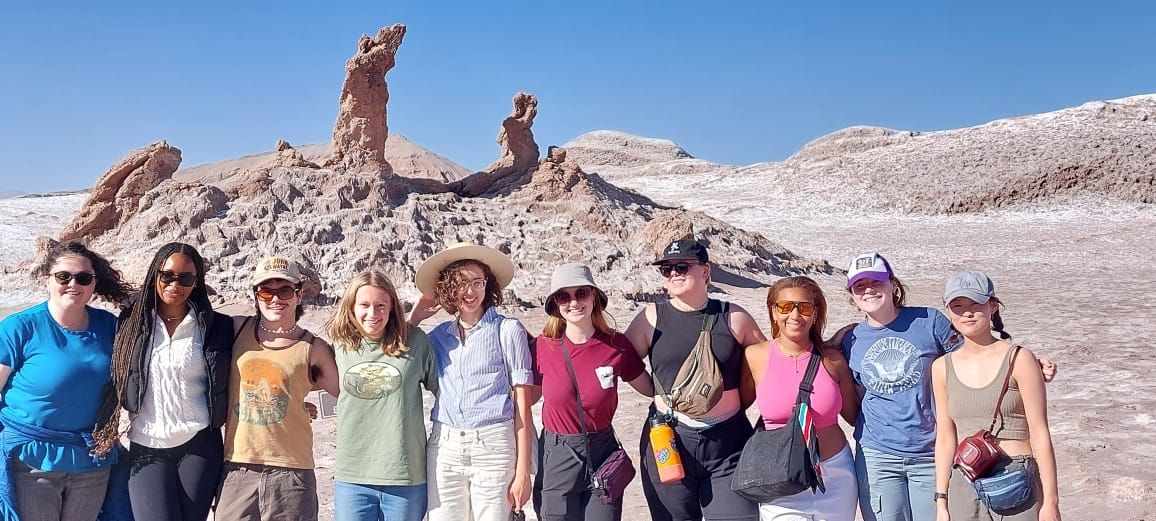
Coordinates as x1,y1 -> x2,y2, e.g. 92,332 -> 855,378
429,307 -> 533,429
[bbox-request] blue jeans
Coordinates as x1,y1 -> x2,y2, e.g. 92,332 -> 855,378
855,445 -> 937,521
335,481 -> 427,521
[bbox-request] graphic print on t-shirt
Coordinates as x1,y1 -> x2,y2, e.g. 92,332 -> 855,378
237,358 -> 291,425
343,361 -> 402,399
861,336 -> 923,394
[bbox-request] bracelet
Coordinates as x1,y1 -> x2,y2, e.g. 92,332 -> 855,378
934,492 -> 949,502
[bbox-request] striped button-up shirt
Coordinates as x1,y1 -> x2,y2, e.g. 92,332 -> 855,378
429,307 -> 533,429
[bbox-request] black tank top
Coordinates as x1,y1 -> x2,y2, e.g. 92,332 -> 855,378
650,299 -> 743,391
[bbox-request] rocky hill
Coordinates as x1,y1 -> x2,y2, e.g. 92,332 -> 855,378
566,95 -> 1156,215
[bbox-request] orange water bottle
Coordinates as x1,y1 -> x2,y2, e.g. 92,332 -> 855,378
649,417 -> 685,483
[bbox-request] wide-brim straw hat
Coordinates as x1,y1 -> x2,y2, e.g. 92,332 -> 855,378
544,263 -> 609,317
415,242 -> 516,297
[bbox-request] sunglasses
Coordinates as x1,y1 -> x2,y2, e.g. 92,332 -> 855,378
552,287 -> 593,305
772,300 -> 816,317
255,286 -> 298,302
52,271 -> 95,286
157,270 -> 197,287
657,262 -> 700,278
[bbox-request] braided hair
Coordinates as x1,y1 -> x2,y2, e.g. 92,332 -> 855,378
91,242 -> 213,457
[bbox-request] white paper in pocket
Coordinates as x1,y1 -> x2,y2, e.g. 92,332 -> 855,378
595,366 -> 615,389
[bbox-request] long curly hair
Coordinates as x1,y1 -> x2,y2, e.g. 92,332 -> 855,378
90,242 -> 212,457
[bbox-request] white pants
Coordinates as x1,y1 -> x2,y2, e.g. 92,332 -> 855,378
427,421 -> 516,521
759,445 -> 858,521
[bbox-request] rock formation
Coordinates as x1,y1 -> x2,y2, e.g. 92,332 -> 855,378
452,92 -> 541,196
59,140 -> 182,243
486,92 -> 540,174
262,140 -> 319,171
326,24 -> 406,173
31,28 -> 833,312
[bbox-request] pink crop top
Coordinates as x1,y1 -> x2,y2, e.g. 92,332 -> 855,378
756,341 -> 842,430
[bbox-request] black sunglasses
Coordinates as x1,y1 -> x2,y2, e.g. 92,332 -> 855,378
52,271 -> 95,286
157,270 -> 197,287
657,262 -> 700,278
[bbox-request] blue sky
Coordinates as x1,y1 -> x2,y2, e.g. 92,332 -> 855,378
1,1 -> 1153,193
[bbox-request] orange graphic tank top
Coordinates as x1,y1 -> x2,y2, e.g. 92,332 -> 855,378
224,319 -> 315,469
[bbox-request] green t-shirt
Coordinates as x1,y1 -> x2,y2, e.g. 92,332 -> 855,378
334,328 -> 438,485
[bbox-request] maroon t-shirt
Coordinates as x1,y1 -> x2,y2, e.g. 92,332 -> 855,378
532,331 -> 645,434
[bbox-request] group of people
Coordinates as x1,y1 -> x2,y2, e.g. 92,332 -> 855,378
0,237 -> 1061,521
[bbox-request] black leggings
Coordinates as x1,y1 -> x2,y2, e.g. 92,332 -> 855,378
640,411 -> 758,521
128,427 -> 224,521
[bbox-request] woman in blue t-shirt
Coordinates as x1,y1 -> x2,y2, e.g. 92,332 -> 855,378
0,241 -> 133,521
839,253 -> 1055,521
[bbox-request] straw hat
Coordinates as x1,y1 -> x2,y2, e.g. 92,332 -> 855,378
415,242 -> 515,296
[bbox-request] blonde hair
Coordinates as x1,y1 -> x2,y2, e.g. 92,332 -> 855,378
328,270 -> 410,356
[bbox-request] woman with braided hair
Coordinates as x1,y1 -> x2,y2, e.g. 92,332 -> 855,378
0,240 -> 133,521
90,242 -> 235,521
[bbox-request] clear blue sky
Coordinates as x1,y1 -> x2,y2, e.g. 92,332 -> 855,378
2,1 -> 1153,193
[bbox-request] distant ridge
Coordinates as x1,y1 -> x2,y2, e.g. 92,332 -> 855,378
566,94 -> 1156,214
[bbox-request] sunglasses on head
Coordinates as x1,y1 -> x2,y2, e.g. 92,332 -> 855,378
552,287 -> 593,305
657,262 -> 699,278
52,271 -> 95,286
157,270 -> 197,287
772,300 -> 815,317
255,286 -> 297,302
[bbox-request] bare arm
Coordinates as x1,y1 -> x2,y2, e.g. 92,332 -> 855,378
741,342 -> 768,411
529,385 -> 542,405
309,337 -> 341,397
625,373 -> 654,397
407,294 -> 440,327
728,304 -> 767,347
509,384 -> 534,510
0,365 -> 12,398
1016,348 -> 1062,521
931,358 -> 954,521
624,304 -> 656,360
823,347 -> 860,425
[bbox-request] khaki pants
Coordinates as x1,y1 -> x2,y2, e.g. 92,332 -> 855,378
214,461 -> 318,521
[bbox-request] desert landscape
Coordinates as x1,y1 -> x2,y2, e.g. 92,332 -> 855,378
1,23 -> 1154,521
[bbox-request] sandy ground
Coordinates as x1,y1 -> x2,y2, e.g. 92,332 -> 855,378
3,203 -> 1153,521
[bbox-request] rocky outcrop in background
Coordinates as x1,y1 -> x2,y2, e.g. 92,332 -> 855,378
327,24 -> 406,173
567,96 -> 1156,215
59,140 -> 181,243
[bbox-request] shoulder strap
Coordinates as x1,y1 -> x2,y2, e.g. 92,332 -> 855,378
651,300 -> 720,405
559,337 -> 594,481
795,347 -> 824,406
988,345 -> 1022,432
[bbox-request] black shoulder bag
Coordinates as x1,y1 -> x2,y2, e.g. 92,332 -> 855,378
730,346 -> 826,503
559,337 -> 636,506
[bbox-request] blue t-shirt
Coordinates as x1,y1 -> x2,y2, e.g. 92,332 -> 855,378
0,302 -> 118,471
842,306 -> 956,457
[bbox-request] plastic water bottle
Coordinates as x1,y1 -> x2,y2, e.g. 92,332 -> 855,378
649,417 -> 685,483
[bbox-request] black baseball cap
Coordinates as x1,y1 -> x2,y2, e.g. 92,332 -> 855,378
652,239 -> 709,265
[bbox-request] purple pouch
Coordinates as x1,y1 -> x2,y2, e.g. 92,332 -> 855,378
590,447 -> 636,505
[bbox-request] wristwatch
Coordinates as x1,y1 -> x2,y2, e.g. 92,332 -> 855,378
934,492 -> 949,502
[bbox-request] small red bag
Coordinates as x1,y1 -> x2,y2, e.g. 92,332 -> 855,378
954,429 -> 1002,481
953,346 -> 1022,482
